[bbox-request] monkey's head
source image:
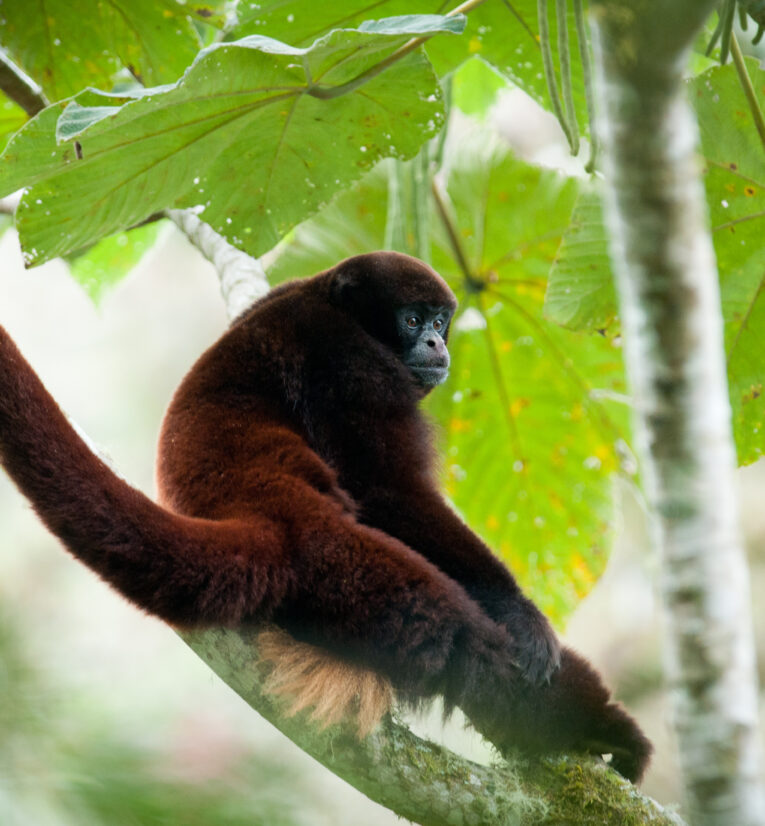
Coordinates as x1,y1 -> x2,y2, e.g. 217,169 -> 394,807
327,252 -> 457,390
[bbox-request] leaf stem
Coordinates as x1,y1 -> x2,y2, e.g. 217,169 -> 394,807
730,32 -> 765,154
307,0 -> 488,100
411,151 -> 431,262
478,293 -> 525,461
719,0 -> 737,64
430,178 -> 480,289
537,0 -> 576,151
573,0 -> 598,171
556,0 -> 580,155
384,160 -> 406,251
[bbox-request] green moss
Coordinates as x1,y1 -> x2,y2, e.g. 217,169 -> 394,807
535,756 -> 680,825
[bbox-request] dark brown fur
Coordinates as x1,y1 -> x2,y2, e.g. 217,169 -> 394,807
0,252 -> 651,782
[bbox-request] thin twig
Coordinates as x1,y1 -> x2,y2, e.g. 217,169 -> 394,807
730,32 -> 765,154
0,50 -> 47,116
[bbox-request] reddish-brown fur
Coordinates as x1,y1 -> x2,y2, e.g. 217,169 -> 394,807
0,252 -> 651,782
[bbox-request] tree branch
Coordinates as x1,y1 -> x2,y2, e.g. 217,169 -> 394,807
589,1 -> 765,824
165,209 -> 269,321
0,194 -> 19,215
181,627 -> 685,826
0,49 -> 46,116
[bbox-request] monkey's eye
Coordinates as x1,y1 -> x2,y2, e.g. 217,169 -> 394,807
406,316 -> 420,329
433,319 -> 444,332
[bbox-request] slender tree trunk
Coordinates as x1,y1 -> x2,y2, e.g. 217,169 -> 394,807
590,2 -> 765,823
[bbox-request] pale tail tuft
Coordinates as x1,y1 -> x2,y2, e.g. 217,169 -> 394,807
257,627 -> 393,737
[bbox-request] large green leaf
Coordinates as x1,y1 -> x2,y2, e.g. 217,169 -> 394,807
0,20 -> 460,267
545,61 -> 765,466
544,189 -> 617,334
270,135 -> 632,625
0,93 -> 27,153
269,164 -> 391,282
231,0 -> 590,134
0,0 -> 223,101
695,59 -> 765,465
232,1 -> 424,43
430,136 -> 629,623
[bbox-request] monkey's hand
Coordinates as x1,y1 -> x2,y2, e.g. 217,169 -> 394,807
500,596 -> 561,685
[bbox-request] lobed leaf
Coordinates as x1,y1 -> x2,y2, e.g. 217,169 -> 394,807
0,21 -> 459,267
430,134 -> 630,623
0,0 -> 222,101
231,0 -> 591,134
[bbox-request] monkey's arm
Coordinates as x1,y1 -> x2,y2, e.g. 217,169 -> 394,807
358,482 -> 561,684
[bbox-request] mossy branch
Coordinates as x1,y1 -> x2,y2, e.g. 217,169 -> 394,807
180,627 -> 684,826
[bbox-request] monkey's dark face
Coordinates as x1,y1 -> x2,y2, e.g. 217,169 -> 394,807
325,251 -> 457,390
394,304 -> 453,388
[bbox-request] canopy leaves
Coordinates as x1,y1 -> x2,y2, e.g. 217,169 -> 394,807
0,20 -> 464,266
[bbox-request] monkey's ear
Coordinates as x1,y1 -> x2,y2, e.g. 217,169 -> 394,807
328,260 -> 362,305
327,259 -> 394,343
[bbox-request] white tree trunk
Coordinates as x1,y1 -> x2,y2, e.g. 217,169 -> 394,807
590,2 -> 764,823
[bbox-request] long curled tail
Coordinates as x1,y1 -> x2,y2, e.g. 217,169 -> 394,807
0,326 -> 290,626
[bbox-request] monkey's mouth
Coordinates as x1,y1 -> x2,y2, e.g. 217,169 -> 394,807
409,365 -> 449,387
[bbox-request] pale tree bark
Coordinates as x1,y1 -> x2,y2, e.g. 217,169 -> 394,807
590,2 -> 765,824
165,209 -> 269,321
